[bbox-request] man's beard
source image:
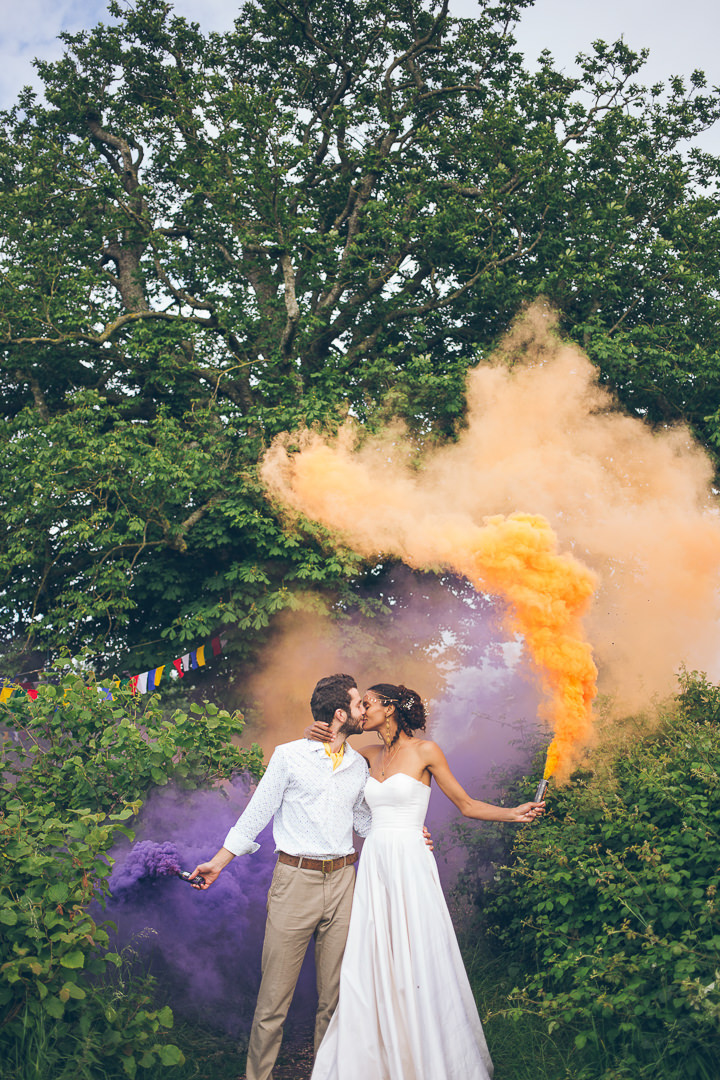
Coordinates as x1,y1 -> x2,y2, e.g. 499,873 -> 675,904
338,716 -> 363,738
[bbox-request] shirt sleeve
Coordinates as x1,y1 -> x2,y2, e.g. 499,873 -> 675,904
351,767 -> 373,838
223,747 -> 289,856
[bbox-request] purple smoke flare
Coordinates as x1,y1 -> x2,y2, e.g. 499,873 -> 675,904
108,841 -> 182,893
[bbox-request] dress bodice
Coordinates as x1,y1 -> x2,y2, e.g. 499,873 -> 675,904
364,773 -> 431,832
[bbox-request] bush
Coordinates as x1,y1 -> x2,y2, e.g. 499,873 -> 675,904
0,667 -> 264,1078
473,676 -> 720,1078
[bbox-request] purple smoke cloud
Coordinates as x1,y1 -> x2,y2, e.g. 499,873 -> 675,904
101,776 -> 319,1036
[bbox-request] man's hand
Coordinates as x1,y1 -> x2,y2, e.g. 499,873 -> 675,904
303,720 -> 334,742
423,826 -> 433,851
188,847 -> 235,889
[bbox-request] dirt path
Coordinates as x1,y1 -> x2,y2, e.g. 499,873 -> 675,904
266,1039 -> 316,1079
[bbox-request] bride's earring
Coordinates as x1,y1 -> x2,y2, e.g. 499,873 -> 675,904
385,716 -> 391,747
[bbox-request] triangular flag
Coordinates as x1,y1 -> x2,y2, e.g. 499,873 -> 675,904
1,629 -> 230,708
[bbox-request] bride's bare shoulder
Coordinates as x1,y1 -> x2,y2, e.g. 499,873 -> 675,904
412,737 -> 442,760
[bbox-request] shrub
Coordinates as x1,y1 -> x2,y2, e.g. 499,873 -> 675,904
474,677 -> 720,1078
0,668 -> 263,1077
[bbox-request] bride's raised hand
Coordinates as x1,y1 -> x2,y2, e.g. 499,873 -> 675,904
510,801 -> 545,822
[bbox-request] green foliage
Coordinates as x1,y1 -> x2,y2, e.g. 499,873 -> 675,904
471,677 -> 720,1078
3,664 -> 263,811
0,666 -> 264,1075
0,389 -> 365,671
462,942 -> 582,1080
676,666 -> 720,727
1,0 -> 719,673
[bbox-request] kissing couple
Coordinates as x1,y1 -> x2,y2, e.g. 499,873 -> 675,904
191,673 -> 545,1079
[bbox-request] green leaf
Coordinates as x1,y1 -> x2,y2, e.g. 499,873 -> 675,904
156,1006 -> 174,1028
157,1044 -> 184,1066
122,1055 -> 137,1079
47,883 -> 69,903
44,996 -> 65,1019
60,950 -> 85,969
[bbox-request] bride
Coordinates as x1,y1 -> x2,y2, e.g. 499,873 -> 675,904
307,683 -> 545,1080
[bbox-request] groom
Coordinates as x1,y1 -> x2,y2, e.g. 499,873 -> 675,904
190,673 -> 371,1080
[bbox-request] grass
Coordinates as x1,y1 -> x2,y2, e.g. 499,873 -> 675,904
144,1023 -> 248,1080
462,938 -> 578,1080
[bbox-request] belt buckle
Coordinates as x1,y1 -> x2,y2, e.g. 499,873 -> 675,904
321,858 -> 333,875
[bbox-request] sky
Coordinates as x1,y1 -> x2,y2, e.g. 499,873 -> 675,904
1,0 -> 719,148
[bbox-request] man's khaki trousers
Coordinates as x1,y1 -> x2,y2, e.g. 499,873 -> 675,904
245,859 -> 355,1080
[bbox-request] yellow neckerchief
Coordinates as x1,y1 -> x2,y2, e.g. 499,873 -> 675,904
324,741 -> 345,771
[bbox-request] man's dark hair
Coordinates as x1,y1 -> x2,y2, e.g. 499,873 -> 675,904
310,673 -> 357,726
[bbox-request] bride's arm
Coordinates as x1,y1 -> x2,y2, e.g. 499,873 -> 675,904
420,741 -> 544,823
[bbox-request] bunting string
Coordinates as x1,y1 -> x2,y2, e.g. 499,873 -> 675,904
0,634 -> 227,705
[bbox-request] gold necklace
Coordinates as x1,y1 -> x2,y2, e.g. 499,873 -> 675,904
381,742 -> 401,777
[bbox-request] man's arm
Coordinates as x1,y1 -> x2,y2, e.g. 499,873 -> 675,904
189,747 -> 289,889
352,785 -> 373,839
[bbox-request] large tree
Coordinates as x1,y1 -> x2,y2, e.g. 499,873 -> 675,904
1,0 -> 719,675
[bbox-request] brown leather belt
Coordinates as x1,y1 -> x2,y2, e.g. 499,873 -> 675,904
277,851 -> 358,873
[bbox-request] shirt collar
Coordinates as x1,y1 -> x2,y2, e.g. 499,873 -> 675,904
305,738 -> 358,761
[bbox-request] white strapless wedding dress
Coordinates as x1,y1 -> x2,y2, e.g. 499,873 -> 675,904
311,772 -> 494,1079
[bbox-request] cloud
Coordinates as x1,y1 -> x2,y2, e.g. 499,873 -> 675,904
0,0 -> 106,108
0,0 -> 241,110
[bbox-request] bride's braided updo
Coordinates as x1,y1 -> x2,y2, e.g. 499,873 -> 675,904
368,683 -> 426,746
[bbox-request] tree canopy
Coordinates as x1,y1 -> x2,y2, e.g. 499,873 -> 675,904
1,0 -> 719,676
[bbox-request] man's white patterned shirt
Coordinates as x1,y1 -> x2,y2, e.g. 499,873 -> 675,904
223,739 -> 371,858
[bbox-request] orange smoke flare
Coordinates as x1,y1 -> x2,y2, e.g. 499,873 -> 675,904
263,437 -> 597,783
457,514 -> 597,784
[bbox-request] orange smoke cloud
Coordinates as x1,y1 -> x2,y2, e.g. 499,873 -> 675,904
287,446 -> 597,780
261,301 -> 720,782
